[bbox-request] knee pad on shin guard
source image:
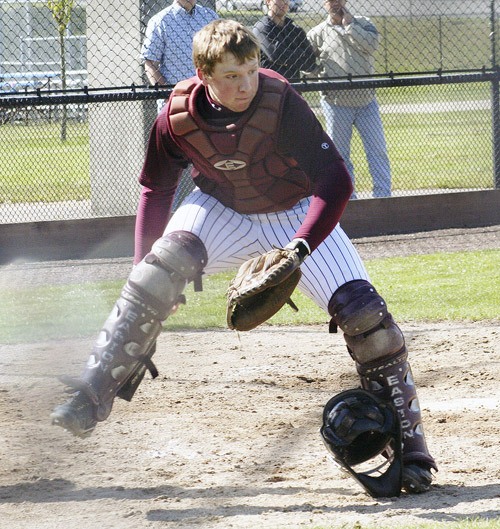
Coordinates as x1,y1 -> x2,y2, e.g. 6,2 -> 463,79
148,230 -> 208,292
126,230 -> 208,319
328,280 -> 404,363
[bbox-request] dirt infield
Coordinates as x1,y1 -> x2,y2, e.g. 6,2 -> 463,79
0,226 -> 499,529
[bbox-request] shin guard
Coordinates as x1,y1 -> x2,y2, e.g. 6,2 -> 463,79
356,348 -> 437,471
67,279 -> 178,421
329,280 -> 437,471
62,231 -> 207,423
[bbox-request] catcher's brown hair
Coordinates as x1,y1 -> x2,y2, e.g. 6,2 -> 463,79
193,19 -> 261,77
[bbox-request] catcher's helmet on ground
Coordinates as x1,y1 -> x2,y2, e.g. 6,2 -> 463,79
320,388 -> 403,498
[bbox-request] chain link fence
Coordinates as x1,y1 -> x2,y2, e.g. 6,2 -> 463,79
1,0 -> 499,224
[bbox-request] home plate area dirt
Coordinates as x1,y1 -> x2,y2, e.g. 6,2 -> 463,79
0,321 -> 498,529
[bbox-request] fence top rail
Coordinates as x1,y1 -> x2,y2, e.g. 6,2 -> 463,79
0,69 -> 498,108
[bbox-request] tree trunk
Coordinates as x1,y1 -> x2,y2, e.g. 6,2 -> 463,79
59,30 -> 67,142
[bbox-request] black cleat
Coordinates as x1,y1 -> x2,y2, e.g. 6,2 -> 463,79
51,391 -> 97,438
402,463 -> 433,493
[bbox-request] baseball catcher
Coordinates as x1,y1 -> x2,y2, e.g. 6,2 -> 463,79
51,20 -> 436,496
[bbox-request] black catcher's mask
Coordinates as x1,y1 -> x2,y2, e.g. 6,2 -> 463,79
320,388 -> 403,498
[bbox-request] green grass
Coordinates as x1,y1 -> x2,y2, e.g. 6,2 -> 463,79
376,83 -> 491,107
0,121 -> 90,203
0,249 -> 498,345
356,107 -> 493,193
0,96 -> 493,205
307,101 -> 492,194
367,250 -> 500,320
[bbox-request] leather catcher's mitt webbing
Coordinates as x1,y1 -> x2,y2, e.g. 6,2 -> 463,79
226,247 -> 302,331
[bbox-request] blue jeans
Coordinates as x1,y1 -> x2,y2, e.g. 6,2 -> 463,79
321,98 -> 392,198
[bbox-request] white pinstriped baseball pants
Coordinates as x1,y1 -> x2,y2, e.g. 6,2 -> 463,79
164,189 -> 369,313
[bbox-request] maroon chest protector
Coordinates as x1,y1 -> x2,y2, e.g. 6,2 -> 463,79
167,74 -> 311,214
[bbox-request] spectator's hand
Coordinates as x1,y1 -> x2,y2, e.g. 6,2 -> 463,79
300,63 -> 321,77
342,7 -> 353,26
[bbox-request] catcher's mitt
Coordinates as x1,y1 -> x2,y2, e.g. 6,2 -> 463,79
227,246 -> 304,332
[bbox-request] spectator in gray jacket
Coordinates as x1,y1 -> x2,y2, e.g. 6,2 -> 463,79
307,0 -> 391,198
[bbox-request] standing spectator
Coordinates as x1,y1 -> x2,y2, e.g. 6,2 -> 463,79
142,0 -> 218,89
307,0 -> 391,198
142,0 -> 218,207
253,0 -> 316,80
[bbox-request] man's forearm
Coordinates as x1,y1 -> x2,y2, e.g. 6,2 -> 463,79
145,60 -> 167,85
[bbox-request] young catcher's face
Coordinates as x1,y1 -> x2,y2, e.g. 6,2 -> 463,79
198,53 -> 260,113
